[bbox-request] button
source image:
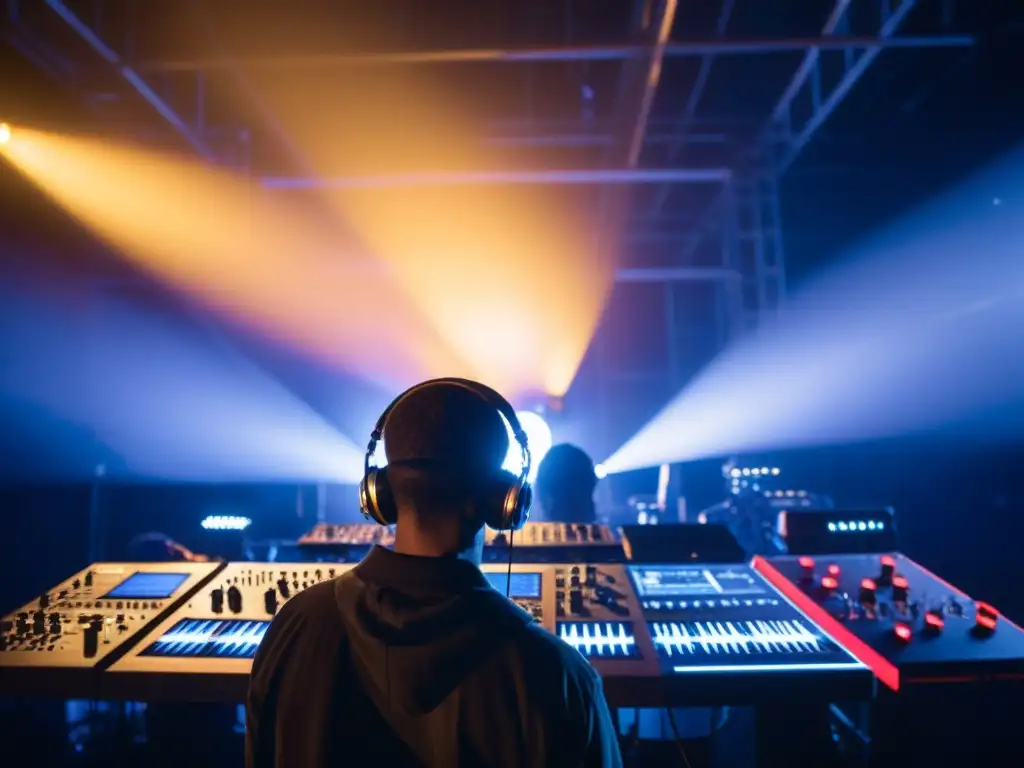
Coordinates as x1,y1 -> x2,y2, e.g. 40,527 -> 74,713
975,602 -> 998,633
924,609 -> 944,633
891,575 -> 909,603
878,556 -> 896,587
211,587 -> 225,613
820,575 -> 838,593
893,623 -> 912,642
826,564 -> 841,577
264,588 -> 279,615
227,586 -> 243,613
858,578 -> 877,606
798,556 -> 815,581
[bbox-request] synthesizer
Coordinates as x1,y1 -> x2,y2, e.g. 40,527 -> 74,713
483,522 -> 623,563
298,522 -> 623,563
0,561 -> 221,697
107,562 -> 355,701
757,509 -> 1024,691
758,509 -> 1024,763
4,558 -> 872,709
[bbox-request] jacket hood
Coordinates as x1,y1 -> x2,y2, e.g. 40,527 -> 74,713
336,547 -> 533,716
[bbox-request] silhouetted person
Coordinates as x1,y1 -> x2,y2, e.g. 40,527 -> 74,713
247,379 -> 622,767
535,443 -> 599,524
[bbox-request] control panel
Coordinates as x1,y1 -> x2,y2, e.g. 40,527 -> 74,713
757,553 -> 1024,691
110,562 -> 355,677
297,523 -> 395,561
484,523 -> 623,563
298,522 -> 624,564
0,562 -> 220,670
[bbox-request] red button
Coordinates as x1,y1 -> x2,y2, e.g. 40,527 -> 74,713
894,623 -> 912,641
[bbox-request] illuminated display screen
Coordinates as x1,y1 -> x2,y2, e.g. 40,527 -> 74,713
141,619 -> 269,659
103,572 -> 190,600
558,622 -> 639,659
648,618 -> 862,673
485,572 -> 542,599
628,565 -> 767,599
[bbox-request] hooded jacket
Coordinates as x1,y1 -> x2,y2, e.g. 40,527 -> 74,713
246,546 -> 622,767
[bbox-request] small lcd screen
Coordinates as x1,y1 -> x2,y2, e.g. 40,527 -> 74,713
485,572 -> 542,599
629,565 -> 766,599
103,572 -> 190,600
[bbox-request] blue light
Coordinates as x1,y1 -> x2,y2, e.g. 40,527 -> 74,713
142,619 -> 269,659
557,622 -> 638,658
829,519 -> 885,534
504,411 -> 551,482
201,515 -> 251,531
672,662 -> 861,674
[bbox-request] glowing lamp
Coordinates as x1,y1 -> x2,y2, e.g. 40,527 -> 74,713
0,123 -> 11,145
201,515 -> 252,531
505,411 -> 551,482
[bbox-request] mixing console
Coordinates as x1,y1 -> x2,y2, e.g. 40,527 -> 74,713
484,523 -> 623,563
298,523 -> 395,561
0,562 -> 221,697
298,522 -> 623,563
757,552 -> 1024,691
110,562 -> 353,684
627,563 -> 872,704
3,557 -> 872,709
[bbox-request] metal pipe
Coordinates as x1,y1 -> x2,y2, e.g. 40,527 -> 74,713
261,167 -> 731,190
626,0 -> 678,167
615,267 -> 740,282
485,132 -> 728,148
136,36 -> 975,72
648,0 -> 736,216
43,0 -> 214,159
778,0 -> 918,173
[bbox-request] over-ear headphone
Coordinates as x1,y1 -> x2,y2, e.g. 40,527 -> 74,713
358,378 -> 533,531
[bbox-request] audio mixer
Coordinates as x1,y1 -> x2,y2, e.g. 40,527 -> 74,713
628,563 -> 872,705
757,509 -> 1024,763
107,562 -> 355,701
298,522 -> 623,563
483,523 -> 623,563
2,557 -> 872,710
0,561 -> 221,697
757,510 -> 1024,691
298,523 -> 395,561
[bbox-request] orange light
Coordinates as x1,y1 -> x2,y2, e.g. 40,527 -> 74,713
975,602 -> 998,631
925,612 -> 944,630
894,623 -> 912,641
0,123 -> 11,145
798,556 -> 815,569
821,575 -> 838,591
892,576 -> 909,589
827,563 -> 841,576
860,578 -> 877,591
880,555 -> 896,568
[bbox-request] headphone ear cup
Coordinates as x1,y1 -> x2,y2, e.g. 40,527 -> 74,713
482,470 -> 530,532
361,467 -> 398,526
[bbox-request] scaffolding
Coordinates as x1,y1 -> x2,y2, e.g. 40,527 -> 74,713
6,0 -> 976,454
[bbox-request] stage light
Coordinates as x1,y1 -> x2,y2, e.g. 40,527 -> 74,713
505,411 -> 552,481
594,463 -> 608,480
201,515 -> 252,531
0,123 -> 11,145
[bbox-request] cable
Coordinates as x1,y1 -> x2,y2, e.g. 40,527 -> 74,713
505,528 -> 515,597
664,708 -> 694,768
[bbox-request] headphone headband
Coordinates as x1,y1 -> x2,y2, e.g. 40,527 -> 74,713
365,377 -> 531,491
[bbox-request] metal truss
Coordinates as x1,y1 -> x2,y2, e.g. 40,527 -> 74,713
5,0 -> 974,436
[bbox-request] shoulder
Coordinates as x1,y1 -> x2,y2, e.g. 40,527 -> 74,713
514,622 -> 603,698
